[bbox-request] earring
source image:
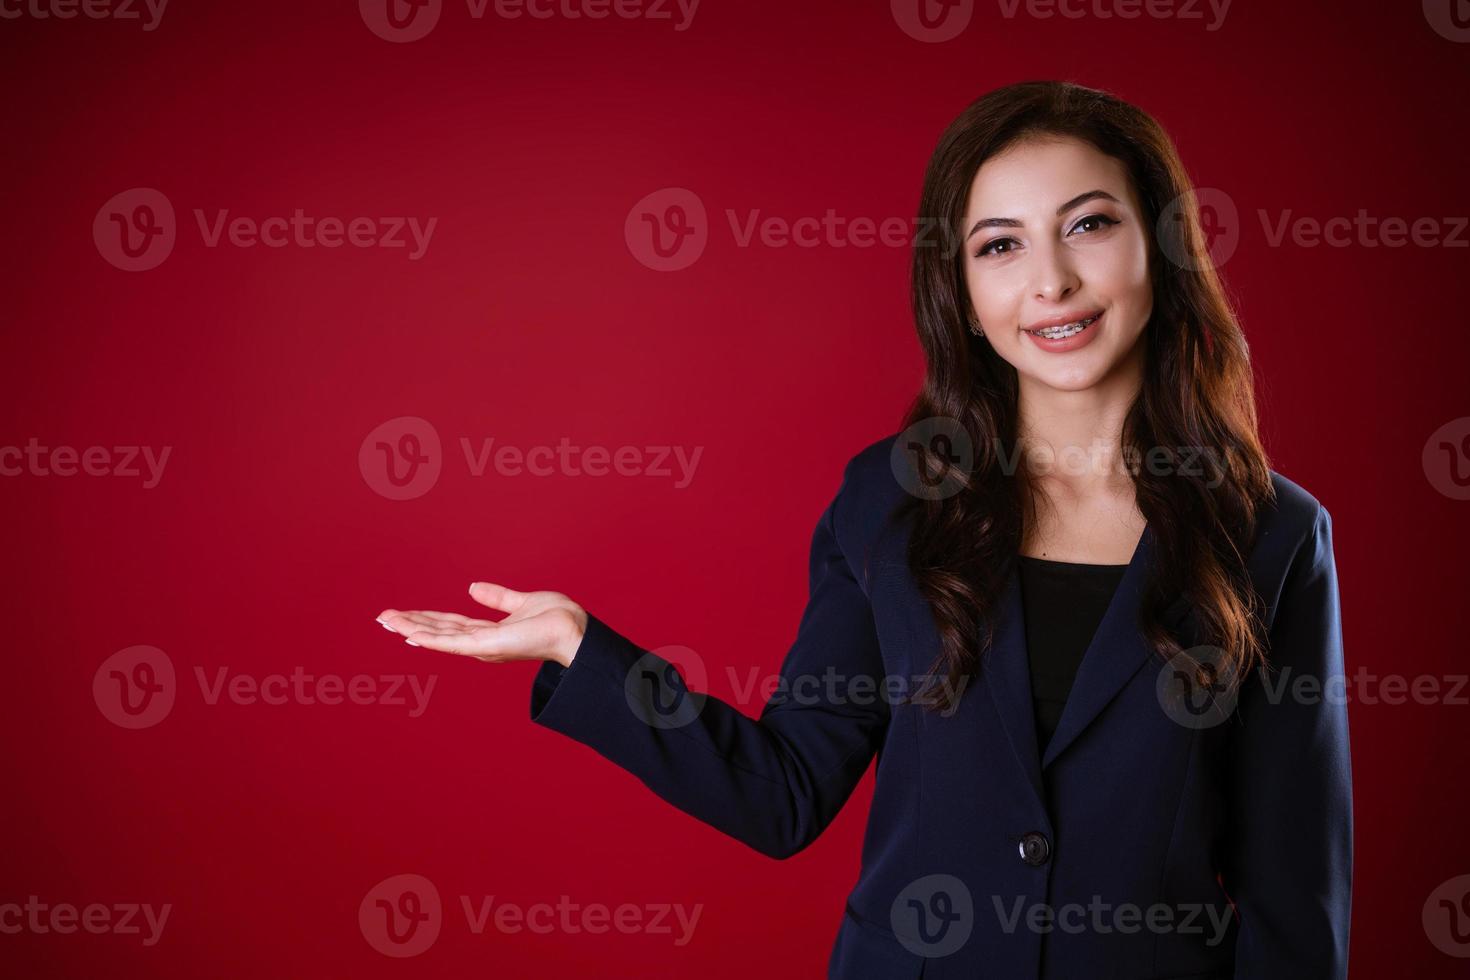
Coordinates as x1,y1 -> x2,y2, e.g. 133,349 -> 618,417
968,318 -> 986,339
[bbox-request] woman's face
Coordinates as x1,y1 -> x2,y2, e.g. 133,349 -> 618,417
961,136 -> 1153,394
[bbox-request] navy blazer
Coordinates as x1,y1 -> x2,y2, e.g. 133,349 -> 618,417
529,433 -> 1353,979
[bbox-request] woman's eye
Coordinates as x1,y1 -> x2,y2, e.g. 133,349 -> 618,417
1070,213 -> 1120,235
975,237 -> 1018,258
973,215 -> 1119,258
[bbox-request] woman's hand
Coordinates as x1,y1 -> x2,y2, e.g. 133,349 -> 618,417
377,582 -> 587,668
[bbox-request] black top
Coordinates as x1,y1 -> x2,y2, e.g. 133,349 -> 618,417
1016,555 -> 1129,757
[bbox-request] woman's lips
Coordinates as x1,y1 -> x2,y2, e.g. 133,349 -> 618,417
1022,310 -> 1103,353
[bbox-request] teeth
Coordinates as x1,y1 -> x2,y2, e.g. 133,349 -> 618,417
1033,314 -> 1097,339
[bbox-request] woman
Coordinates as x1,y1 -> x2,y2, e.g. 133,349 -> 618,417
378,80 -> 1352,979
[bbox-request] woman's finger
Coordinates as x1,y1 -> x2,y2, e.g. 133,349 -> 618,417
401,626 -> 507,658
380,611 -> 460,635
405,609 -> 496,630
467,582 -> 528,615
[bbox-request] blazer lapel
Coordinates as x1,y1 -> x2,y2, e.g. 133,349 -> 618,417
890,514 -> 1194,809
983,566 -> 1047,810
1036,524 -> 1157,768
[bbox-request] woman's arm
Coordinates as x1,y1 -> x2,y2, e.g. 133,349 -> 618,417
1222,503 -> 1353,978
526,460 -> 890,860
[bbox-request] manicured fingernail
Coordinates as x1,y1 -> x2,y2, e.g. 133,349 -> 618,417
404,639 -> 420,647
381,622 -> 395,632
468,582 -> 480,593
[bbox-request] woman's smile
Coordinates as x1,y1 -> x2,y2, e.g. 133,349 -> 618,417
1022,308 -> 1105,352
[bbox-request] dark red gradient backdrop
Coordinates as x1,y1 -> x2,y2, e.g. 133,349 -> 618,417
3,1 -> 1468,976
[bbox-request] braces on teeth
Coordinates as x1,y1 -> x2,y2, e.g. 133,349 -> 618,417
1033,315 -> 1097,339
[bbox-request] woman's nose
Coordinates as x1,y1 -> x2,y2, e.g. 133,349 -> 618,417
1031,242 -> 1081,302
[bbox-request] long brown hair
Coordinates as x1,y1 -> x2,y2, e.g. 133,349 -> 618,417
896,80 -> 1275,715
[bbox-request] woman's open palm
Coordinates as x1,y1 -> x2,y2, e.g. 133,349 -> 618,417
377,582 -> 587,668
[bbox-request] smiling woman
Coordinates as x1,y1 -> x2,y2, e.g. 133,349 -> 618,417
378,80 -> 1351,980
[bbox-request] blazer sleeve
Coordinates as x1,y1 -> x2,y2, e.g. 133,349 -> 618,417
526,458 -> 890,860
1223,503 -> 1353,978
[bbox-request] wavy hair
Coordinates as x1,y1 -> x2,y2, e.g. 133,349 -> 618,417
894,80 -> 1276,715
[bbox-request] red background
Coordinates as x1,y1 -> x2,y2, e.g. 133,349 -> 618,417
4,0 -> 1469,975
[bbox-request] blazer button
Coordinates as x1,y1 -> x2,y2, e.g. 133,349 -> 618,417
1018,831 -> 1051,866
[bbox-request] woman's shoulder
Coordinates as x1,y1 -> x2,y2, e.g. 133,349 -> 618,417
1261,468 -> 1330,543
1248,469 -> 1335,594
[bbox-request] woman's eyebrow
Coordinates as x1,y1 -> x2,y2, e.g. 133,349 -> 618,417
965,189 -> 1122,240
